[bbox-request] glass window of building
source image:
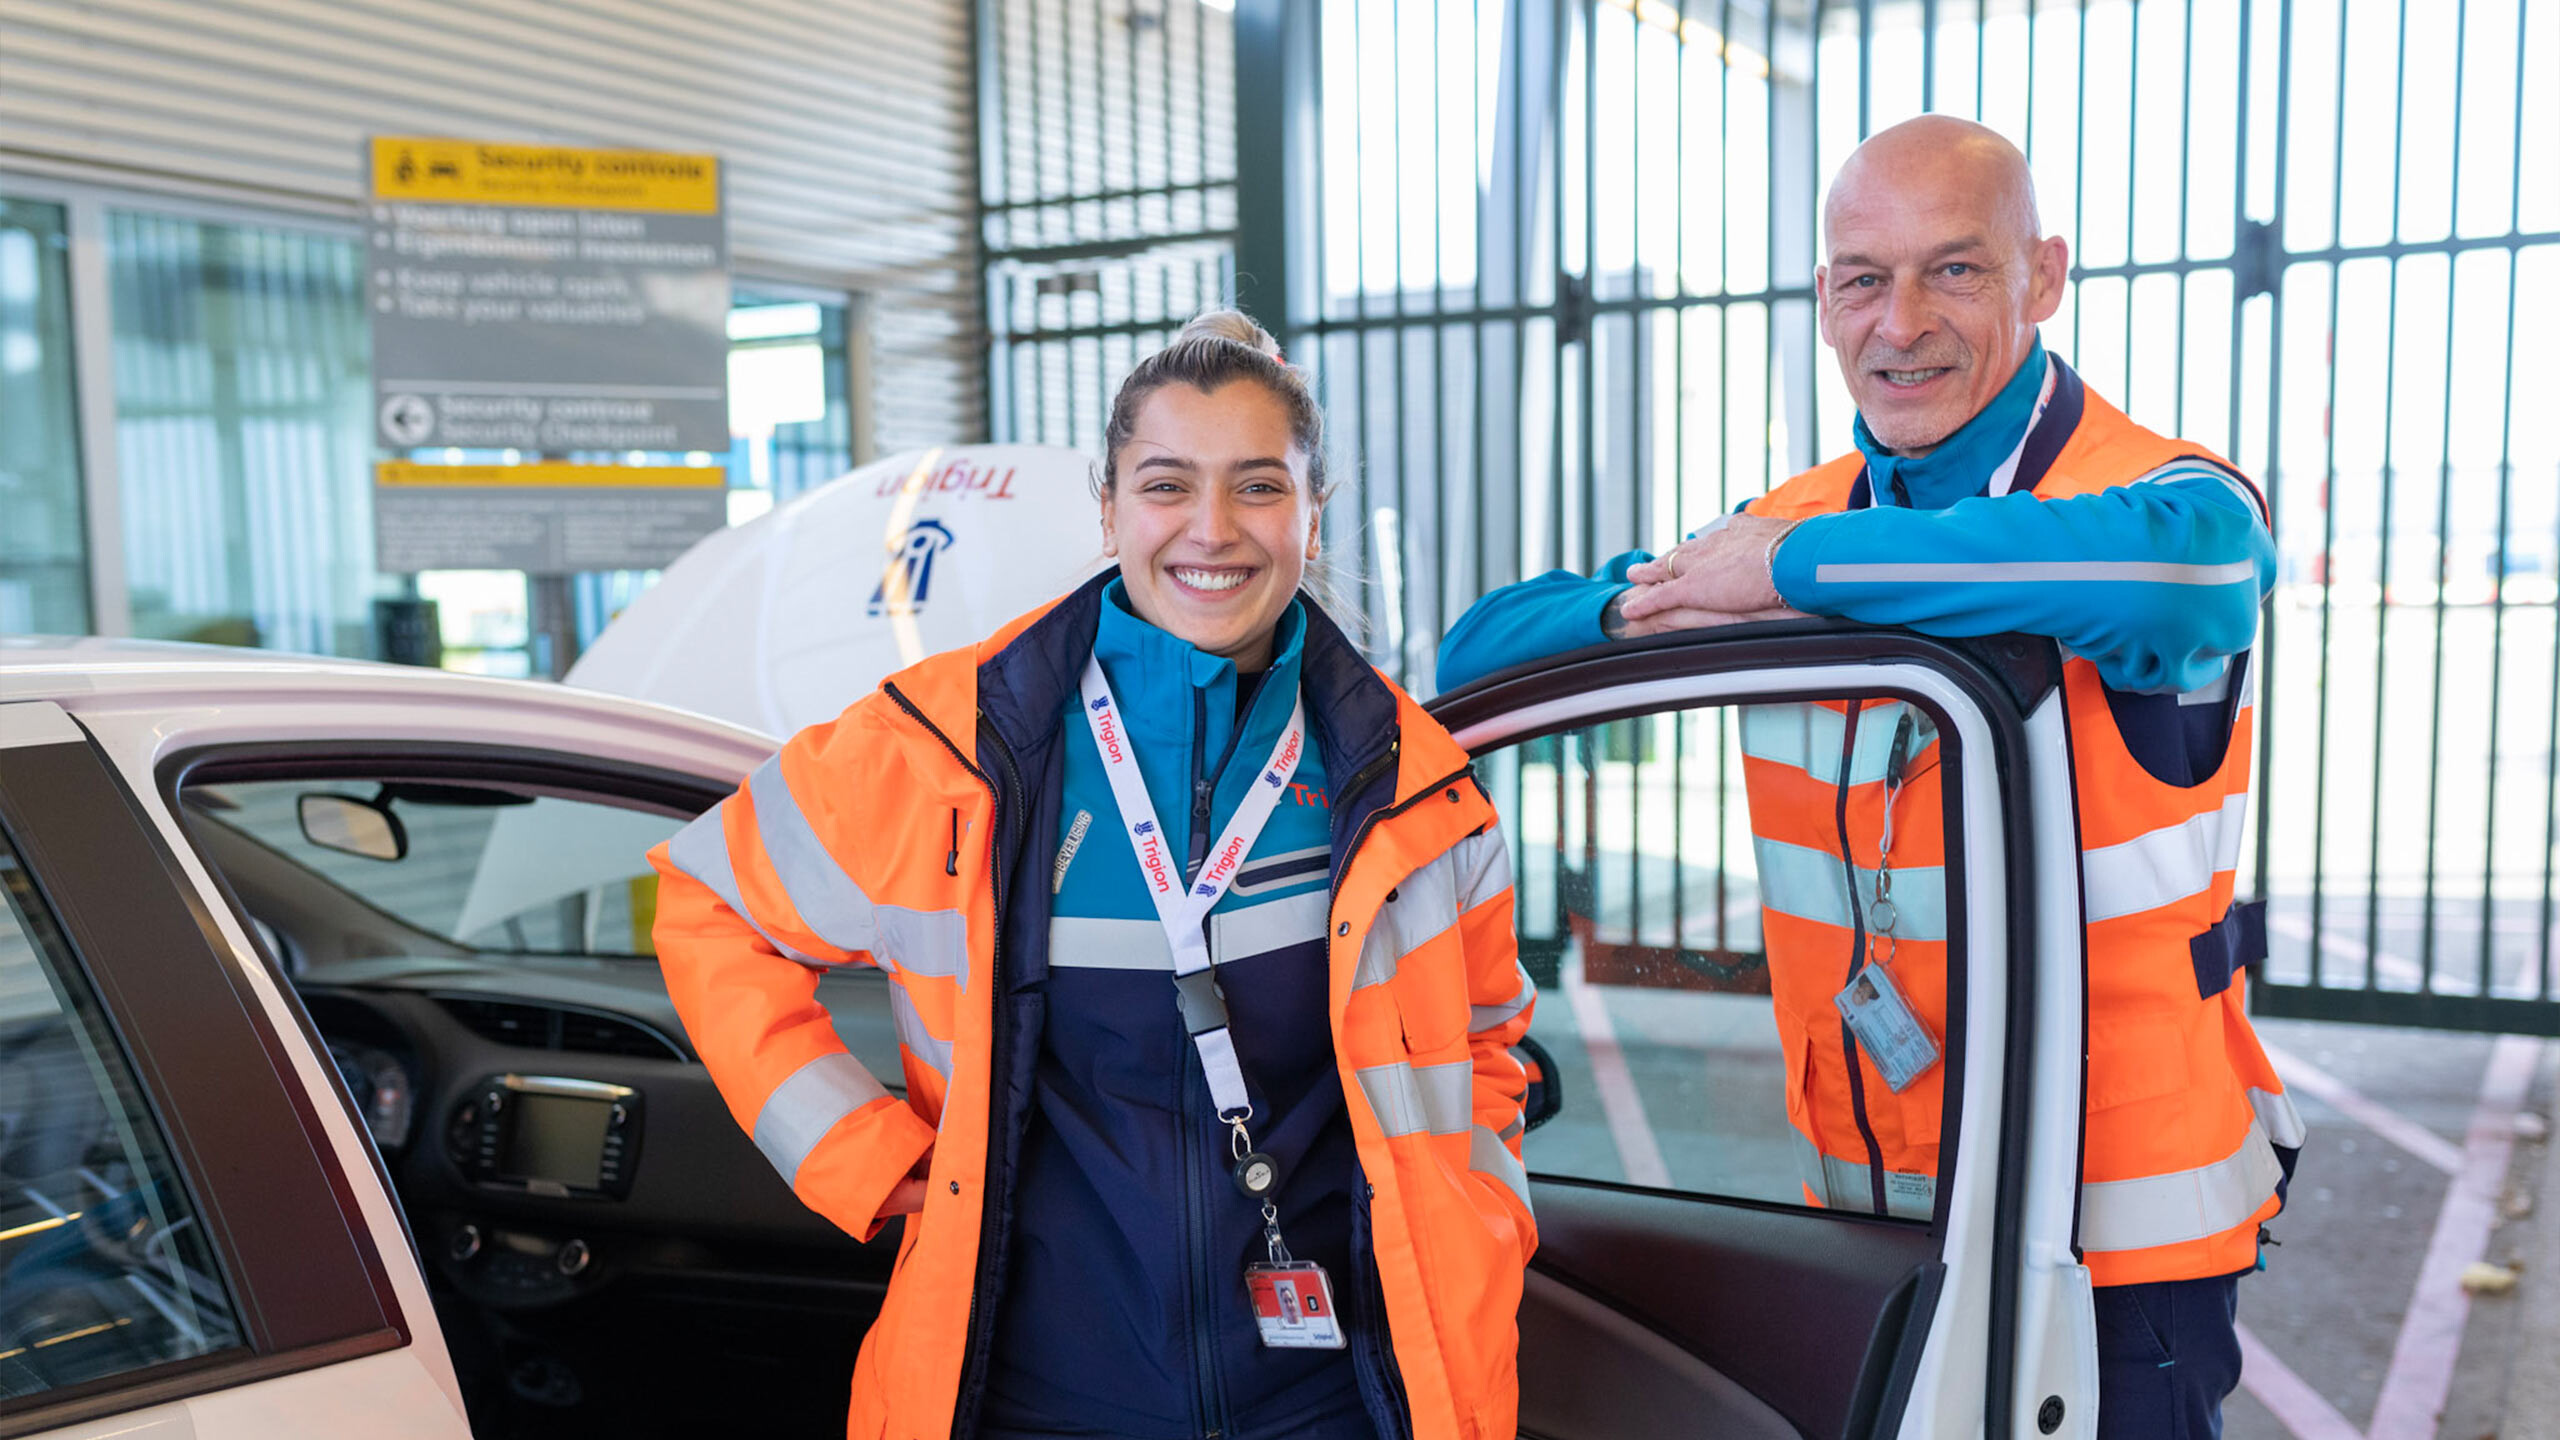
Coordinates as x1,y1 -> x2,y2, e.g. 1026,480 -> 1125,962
108,211 -> 374,656
0,199 -> 89,636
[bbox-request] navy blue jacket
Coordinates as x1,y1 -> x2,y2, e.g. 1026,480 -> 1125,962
954,571 -> 1414,1440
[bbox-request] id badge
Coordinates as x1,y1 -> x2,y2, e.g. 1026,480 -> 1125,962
1245,1261 -> 1345,1350
1835,962 -> 1941,1093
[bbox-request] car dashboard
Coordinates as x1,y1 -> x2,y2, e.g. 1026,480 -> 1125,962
293,954 -> 908,1314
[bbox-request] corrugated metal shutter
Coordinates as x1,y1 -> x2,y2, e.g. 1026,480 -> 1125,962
0,0 -> 981,449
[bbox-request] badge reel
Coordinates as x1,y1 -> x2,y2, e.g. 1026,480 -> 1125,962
1232,1112 -> 1344,1350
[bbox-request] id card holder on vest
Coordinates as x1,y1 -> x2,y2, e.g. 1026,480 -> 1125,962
1835,962 -> 1940,1093
1245,1261 -> 1345,1350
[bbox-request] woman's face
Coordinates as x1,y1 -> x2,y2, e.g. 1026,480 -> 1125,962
1101,378 -> 1318,673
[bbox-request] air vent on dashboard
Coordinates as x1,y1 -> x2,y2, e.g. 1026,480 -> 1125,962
432,996 -> 687,1062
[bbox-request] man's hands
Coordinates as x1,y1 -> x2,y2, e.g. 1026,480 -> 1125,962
1614,514 -> 1810,635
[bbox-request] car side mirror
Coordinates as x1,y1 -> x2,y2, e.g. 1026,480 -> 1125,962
1514,1032 -> 1564,1133
297,793 -> 407,862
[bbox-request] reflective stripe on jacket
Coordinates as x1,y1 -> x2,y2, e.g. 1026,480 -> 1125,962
1744,367 -> 2303,1287
650,572 -> 1536,1440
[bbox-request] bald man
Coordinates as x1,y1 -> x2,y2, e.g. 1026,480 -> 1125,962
1440,116 -> 2297,1438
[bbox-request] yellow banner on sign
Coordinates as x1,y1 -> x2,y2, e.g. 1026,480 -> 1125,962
370,138 -> 719,214
375,462 -> 725,489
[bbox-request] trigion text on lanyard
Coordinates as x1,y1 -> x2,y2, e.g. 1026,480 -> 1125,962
1079,655 -> 1347,1349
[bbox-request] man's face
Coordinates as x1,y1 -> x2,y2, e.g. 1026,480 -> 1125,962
1816,164 -> 2067,454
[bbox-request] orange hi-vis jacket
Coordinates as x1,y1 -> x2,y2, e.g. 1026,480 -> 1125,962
649,575 -> 1538,1440
1742,374 -> 2304,1288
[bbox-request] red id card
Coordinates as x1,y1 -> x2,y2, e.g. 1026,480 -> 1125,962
1245,1261 -> 1345,1349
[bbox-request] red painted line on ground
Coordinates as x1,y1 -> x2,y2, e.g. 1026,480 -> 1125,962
1560,946 -> 1672,1189
2263,1042 -> 2465,1177
2236,1322 -> 2364,1440
2365,1034 -> 2543,1440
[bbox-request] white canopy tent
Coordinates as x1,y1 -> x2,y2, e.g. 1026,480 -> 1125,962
566,444 -> 1104,739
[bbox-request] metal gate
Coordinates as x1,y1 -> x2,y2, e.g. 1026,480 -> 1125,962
978,0 -> 2560,1035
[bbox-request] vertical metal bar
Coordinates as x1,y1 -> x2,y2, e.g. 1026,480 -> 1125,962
1506,0 -> 1529,600
1626,2 -> 1646,935
1429,0 -> 1449,684
2170,0 -> 2194,440
1162,0 -> 1178,247
2123,0 -> 2142,407
1126,0 -> 1142,244
2071,0 -> 2088,351
1472,0 -> 1491,617
1857,0 -> 1873,139
2022,0 -> 2037,164
2419,0 -> 2470,987
1975,0 -> 1986,122
2486,0 -> 2539,999
1715,0 -> 1738,953
1764,0 -> 1779,497
2247,0 -> 2287,901
1031,0 -> 1052,241
2308,0 -> 2350,989
977,0 -> 1010,434
2361,0 -> 2414,991
1665,0 -> 1692,954
1551,0 -> 1569,575
1806,2 -> 1824,452
1392,0 -> 1414,678
1922,0 -> 1937,114
1352,0 -> 1376,642
1068,0 -> 1087,239
1196,0 -> 1211,205
1578,0 -> 1597,574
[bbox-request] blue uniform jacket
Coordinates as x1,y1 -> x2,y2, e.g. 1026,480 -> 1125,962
968,575 -> 1408,1440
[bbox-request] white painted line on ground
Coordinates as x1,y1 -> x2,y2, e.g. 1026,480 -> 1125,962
2263,1041 -> 2465,1176
2236,1322 -> 2364,1440
1559,944 -> 1672,1189
2365,1034 -> 2543,1440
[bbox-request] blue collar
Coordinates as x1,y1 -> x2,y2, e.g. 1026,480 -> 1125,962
1092,578 -> 1306,755
1852,338 -> 2051,511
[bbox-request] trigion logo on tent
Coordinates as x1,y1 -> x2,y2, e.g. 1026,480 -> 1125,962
870,520 -> 957,617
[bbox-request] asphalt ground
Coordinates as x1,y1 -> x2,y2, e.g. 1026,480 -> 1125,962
2226,1021 -> 2558,1440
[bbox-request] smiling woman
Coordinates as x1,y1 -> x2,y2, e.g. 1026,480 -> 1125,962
651,312 -> 1542,1440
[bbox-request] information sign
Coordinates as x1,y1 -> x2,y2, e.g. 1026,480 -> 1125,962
373,462 -> 727,574
366,137 -> 730,453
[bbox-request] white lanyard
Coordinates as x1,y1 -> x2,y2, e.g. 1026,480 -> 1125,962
1078,655 -> 1308,1118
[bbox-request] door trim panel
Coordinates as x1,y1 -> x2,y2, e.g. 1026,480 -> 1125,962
1433,627 -> 2049,1440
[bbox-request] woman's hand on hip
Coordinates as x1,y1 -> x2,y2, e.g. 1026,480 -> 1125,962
882,1149 -> 936,1216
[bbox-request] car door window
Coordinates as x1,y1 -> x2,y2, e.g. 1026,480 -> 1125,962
177,771 -> 909,1093
188,782 -> 681,956
0,827 -> 244,1400
1485,694 -> 1957,1219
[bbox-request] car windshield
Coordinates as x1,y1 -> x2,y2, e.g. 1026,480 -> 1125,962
186,781 -> 683,958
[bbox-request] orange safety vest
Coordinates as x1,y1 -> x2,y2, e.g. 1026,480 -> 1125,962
1743,376 -> 2303,1287
649,585 -> 1538,1440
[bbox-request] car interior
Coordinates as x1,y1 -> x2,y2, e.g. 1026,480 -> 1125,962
149,654 -> 2008,1439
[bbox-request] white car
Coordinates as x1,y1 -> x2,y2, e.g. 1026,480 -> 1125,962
0,625 -> 2101,1439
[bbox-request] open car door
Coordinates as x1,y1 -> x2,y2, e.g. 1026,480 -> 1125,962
1429,624 -> 2095,1440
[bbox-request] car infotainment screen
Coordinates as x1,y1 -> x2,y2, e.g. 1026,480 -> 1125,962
501,1092 -> 611,1190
